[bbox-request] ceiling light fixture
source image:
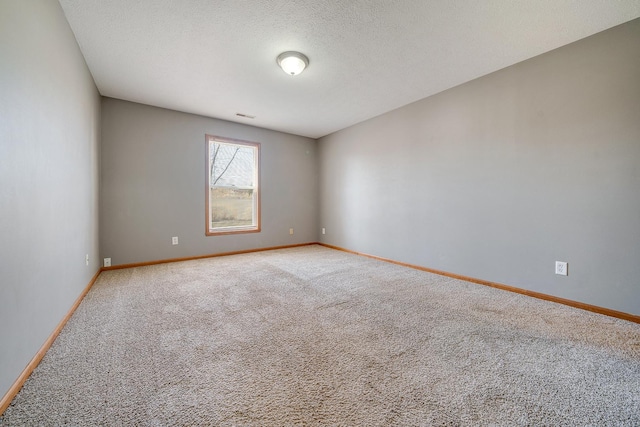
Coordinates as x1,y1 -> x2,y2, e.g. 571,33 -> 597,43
276,51 -> 309,76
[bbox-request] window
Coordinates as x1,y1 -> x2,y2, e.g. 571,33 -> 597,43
205,135 -> 260,235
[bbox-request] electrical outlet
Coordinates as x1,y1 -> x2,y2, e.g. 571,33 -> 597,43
172,236 -> 179,245
103,258 -> 111,267
322,228 -> 326,235
289,228 -> 294,235
85,254 -> 89,266
555,261 -> 568,276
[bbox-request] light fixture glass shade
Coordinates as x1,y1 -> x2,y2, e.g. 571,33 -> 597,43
277,51 -> 309,75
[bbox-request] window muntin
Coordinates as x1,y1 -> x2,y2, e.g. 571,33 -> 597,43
206,135 -> 260,235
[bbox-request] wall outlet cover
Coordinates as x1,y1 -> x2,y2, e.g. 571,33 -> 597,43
555,261 -> 568,276
172,236 -> 179,245
104,258 -> 112,267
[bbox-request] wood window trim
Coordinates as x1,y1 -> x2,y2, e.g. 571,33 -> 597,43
205,134 -> 261,236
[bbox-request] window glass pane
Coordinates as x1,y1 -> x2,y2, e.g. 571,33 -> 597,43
211,143 -> 255,188
210,188 -> 254,228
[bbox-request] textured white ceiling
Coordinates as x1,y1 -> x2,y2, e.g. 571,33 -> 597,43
58,0 -> 640,139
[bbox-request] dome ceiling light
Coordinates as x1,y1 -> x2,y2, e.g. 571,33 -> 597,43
277,51 -> 309,76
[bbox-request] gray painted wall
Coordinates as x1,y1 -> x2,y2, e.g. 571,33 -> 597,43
0,0 -> 101,399
100,98 -> 318,265
319,19 -> 640,315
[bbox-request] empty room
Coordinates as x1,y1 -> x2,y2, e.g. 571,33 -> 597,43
1,0 -> 640,425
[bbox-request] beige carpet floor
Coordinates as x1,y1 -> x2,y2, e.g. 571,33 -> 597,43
1,245 -> 639,426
